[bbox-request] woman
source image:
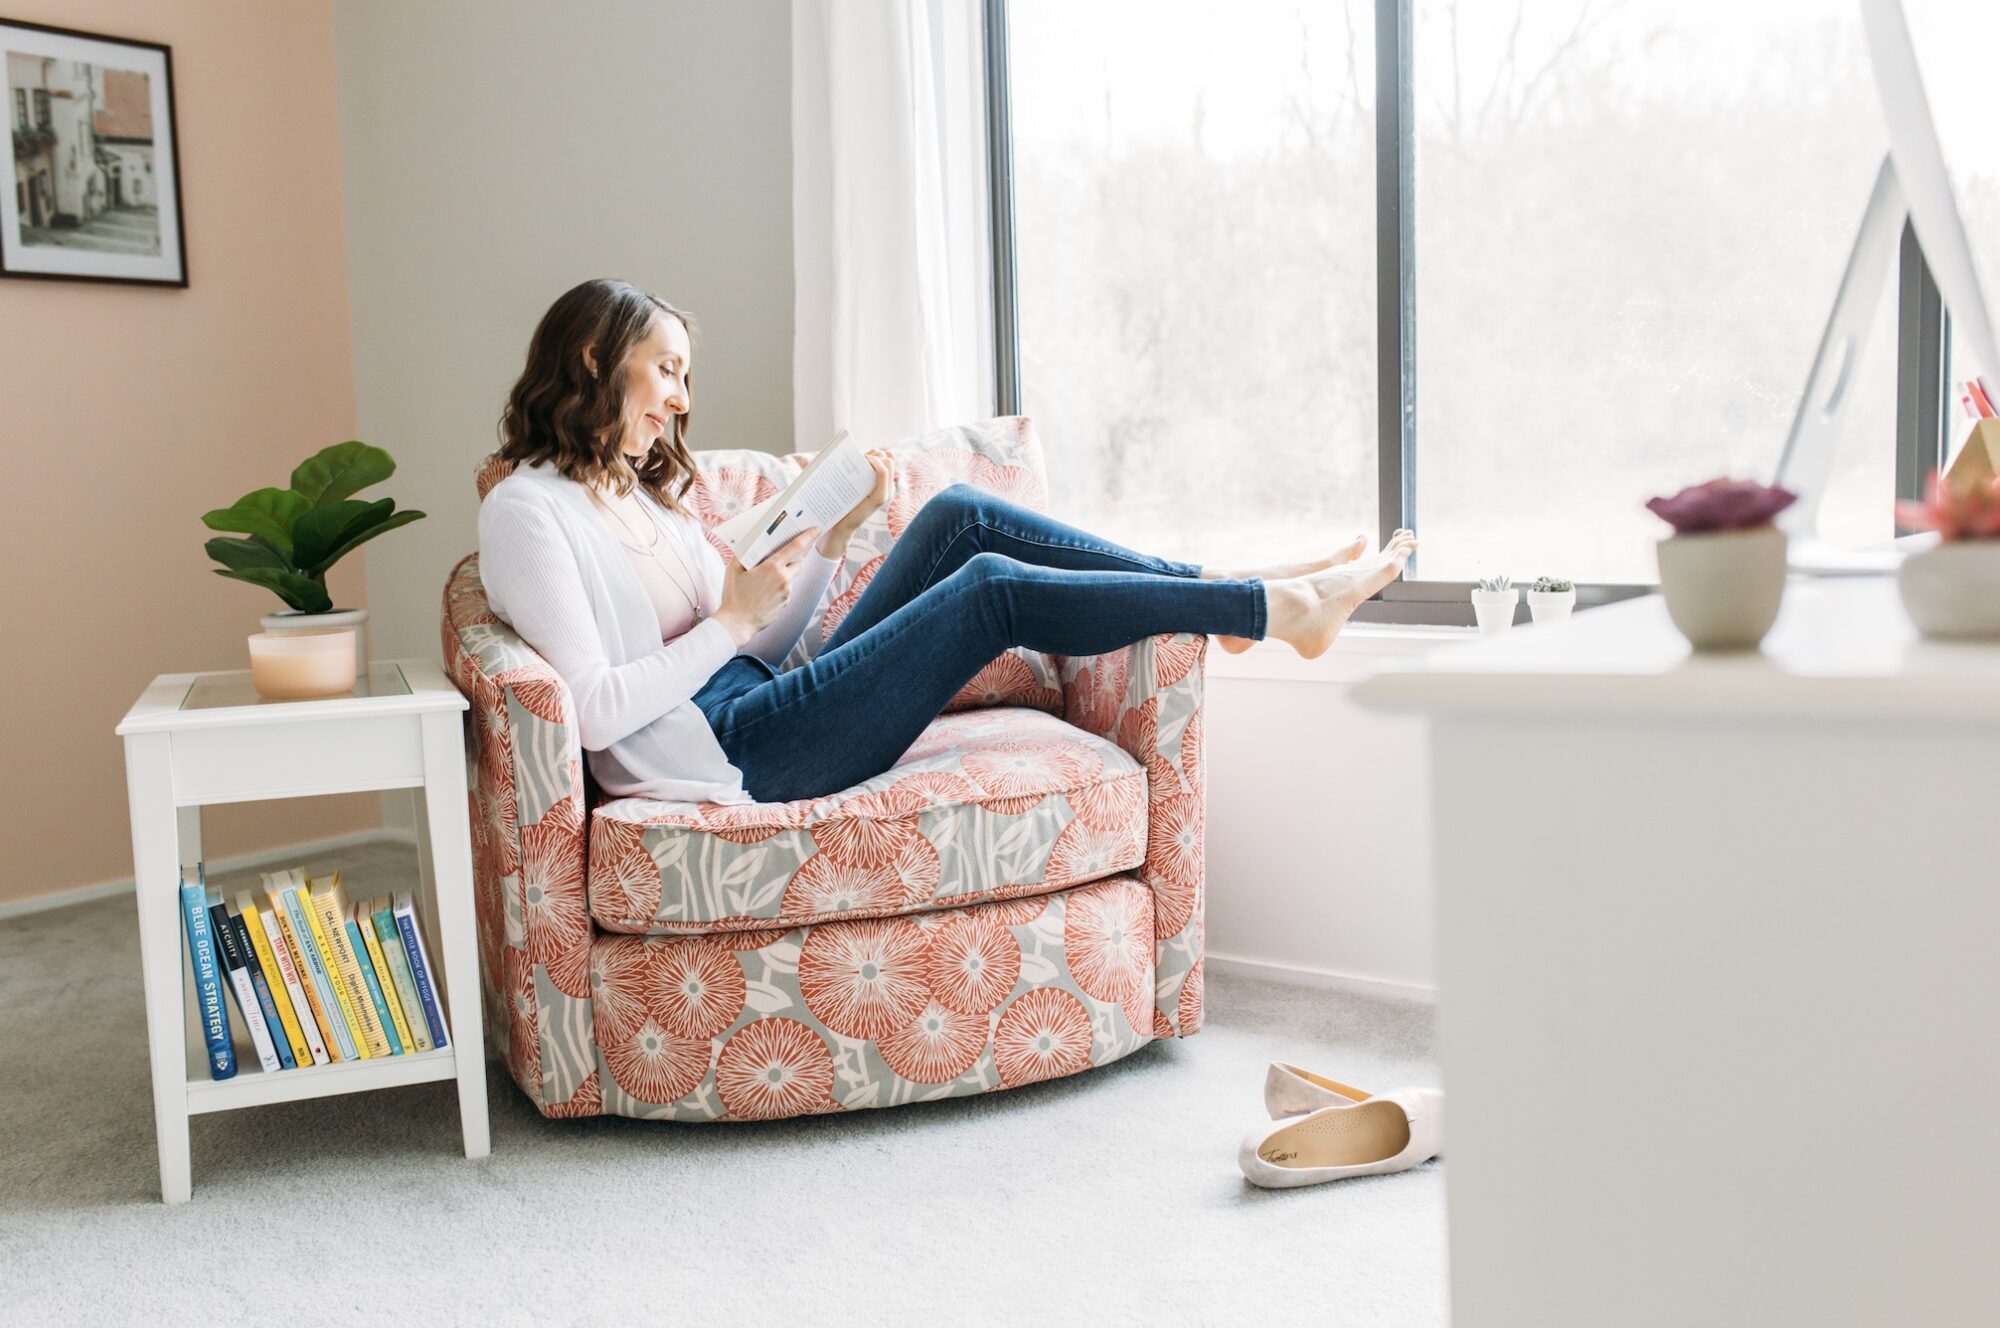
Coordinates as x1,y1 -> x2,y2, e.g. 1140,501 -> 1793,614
478,279 -> 1415,806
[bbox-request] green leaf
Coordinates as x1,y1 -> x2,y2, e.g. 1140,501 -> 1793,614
292,498 -> 384,575
290,441 -> 394,507
213,566 -> 332,614
204,536 -> 289,573
316,506 -> 425,571
202,487 -> 310,558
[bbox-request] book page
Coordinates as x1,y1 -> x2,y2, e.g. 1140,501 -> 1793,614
726,430 -> 875,567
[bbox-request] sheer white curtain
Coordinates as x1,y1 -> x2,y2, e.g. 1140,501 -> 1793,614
792,0 -> 995,452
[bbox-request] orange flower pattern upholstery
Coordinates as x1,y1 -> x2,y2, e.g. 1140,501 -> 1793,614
443,417 -> 1207,1120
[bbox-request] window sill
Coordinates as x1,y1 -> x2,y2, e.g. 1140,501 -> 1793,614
1205,623 -> 1473,685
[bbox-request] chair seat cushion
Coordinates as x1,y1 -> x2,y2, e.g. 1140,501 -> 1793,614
588,876 -> 1161,1119
586,708 -> 1148,936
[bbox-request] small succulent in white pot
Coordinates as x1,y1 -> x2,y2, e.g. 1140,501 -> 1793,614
1894,470 -> 2000,639
1527,575 -> 1576,625
1646,478 -> 1796,651
1470,574 -> 1518,635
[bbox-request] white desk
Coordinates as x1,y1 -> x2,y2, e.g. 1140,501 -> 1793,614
1355,578 -> 2000,1327
115,658 -> 487,1204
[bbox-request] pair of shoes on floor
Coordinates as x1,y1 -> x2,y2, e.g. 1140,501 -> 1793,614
1238,1063 -> 1445,1189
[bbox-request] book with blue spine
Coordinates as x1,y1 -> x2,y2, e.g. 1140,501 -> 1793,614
181,866 -> 234,1080
393,891 -> 449,1048
371,897 -> 432,1052
279,872 -> 357,1062
209,893 -> 281,1073
227,906 -> 296,1071
343,912 -> 403,1056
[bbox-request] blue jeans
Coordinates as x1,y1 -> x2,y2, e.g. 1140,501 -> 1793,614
690,484 -> 1266,803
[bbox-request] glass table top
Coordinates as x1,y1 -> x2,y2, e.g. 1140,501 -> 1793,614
180,662 -> 411,712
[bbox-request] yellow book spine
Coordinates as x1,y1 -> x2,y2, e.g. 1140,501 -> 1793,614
312,873 -> 391,1058
266,883 -> 341,1063
237,892 -> 313,1067
358,898 -> 418,1054
302,874 -> 372,1059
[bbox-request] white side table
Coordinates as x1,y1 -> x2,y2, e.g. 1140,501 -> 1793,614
115,658 -> 488,1204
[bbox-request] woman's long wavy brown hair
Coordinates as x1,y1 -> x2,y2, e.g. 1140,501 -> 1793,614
497,279 -> 699,508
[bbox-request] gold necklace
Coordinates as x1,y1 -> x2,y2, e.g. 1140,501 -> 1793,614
589,485 -> 705,622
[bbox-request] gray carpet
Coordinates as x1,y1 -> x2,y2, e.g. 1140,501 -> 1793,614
0,842 -> 1447,1327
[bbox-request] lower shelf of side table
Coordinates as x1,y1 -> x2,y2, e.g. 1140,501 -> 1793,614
184,1034 -> 462,1115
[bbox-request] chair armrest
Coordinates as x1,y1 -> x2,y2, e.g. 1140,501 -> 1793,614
443,553 -> 602,1117
1054,632 -> 1208,1036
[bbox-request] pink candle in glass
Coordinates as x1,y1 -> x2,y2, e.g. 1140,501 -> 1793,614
247,628 -> 358,699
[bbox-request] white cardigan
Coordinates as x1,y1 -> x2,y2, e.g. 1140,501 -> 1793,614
477,459 -> 837,805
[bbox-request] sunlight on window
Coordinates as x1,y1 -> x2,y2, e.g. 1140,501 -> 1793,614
1411,0 -> 1894,583
1011,0 -> 1379,572
1914,5 -> 2000,473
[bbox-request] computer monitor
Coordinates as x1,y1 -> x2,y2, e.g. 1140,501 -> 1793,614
1773,0 -> 1997,571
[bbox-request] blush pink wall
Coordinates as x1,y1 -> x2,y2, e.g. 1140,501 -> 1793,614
0,0 -> 379,907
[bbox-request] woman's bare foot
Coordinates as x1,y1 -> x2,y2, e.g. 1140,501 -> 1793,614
1212,534 -> 1369,653
1203,534 -> 1368,584
1262,530 -> 1417,659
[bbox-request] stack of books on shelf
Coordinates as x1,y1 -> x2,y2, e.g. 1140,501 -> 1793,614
179,864 -> 449,1081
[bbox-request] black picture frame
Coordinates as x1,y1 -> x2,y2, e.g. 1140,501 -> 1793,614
1,16 -> 187,287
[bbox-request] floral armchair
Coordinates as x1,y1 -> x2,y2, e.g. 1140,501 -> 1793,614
441,417 -> 1207,1121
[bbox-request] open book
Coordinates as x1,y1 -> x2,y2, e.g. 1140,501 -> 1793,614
714,429 -> 875,568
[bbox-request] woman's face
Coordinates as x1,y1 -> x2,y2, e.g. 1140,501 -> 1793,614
606,312 -> 691,458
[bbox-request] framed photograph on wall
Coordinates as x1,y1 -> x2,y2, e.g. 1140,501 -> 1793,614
2,17 -> 185,286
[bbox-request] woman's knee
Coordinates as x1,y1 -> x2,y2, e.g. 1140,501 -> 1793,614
904,482 -> 988,544
924,483 -> 988,522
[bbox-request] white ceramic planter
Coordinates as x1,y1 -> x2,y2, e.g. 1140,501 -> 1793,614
1654,527 -> 1787,651
1471,588 -> 1520,635
259,607 -> 369,683
1527,588 -> 1576,625
1897,540 -> 2000,639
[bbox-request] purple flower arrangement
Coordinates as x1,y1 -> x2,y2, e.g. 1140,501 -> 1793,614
1646,479 -> 1797,535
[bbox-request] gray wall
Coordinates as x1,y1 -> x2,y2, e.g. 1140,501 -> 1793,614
334,0 -> 794,665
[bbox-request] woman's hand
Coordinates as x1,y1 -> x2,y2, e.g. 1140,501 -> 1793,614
819,448 -> 895,560
713,528 -> 820,646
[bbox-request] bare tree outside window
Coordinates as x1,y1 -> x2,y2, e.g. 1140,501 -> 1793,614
1412,0 -> 1897,583
1009,0 -> 1993,588
1011,0 -> 1380,573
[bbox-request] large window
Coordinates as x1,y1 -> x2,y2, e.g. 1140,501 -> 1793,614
1411,0 -> 1892,584
1920,6 -> 2000,444
1008,0 -> 1379,573
992,0 -> 1957,620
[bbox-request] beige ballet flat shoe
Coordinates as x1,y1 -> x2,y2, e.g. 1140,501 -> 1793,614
1265,1062 -> 1373,1118
1238,1087 -> 1445,1190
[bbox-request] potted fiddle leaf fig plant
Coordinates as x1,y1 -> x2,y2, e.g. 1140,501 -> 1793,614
203,441 -> 425,681
1645,478 -> 1795,651
1893,470 -> 2000,639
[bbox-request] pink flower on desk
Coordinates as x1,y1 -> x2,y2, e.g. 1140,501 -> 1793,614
1896,470 -> 2000,541
1646,478 -> 1797,534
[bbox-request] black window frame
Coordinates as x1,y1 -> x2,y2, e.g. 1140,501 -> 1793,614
982,0 -> 1949,627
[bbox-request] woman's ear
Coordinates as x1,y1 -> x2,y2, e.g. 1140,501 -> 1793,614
581,343 -> 599,378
